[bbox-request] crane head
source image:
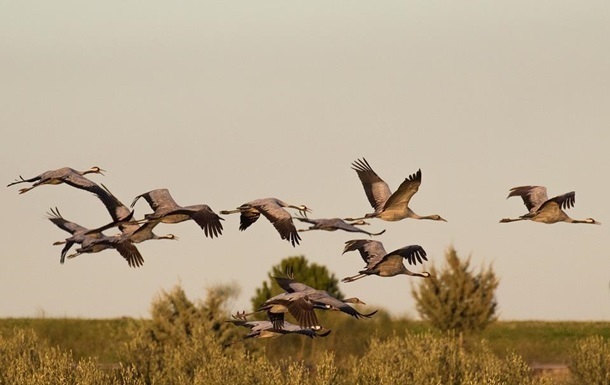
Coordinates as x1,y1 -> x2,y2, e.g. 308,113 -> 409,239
88,166 -> 106,175
343,297 -> 366,305
295,205 -> 312,218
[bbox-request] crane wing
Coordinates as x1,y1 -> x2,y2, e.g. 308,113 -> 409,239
351,158 -> 392,212
257,205 -> 301,246
115,241 -> 144,268
176,205 -> 224,238
47,208 -> 88,234
284,297 -> 320,329
385,245 -> 428,266
131,188 -> 180,212
507,186 -> 548,212
343,239 -> 387,267
273,276 -> 314,293
382,169 -> 421,211
537,191 -> 575,214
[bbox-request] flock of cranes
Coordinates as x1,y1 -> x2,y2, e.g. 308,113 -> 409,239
7,158 -> 601,340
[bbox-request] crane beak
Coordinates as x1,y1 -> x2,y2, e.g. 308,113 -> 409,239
300,206 -> 312,218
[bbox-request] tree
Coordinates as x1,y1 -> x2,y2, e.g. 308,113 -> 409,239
411,246 -> 498,334
250,255 -> 344,312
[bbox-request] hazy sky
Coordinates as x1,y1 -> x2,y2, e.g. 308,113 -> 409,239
1,1 -> 609,321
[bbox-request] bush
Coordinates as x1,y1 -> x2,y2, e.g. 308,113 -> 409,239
350,332 -> 551,385
0,328 -> 139,385
412,246 -> 498,334
569,335 -> 610,385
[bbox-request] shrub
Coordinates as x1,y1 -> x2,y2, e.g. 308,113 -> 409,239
350,332 -> 551,385
569,335 -> 610,385
0,328 -> 137,385
412,246 -> 498,334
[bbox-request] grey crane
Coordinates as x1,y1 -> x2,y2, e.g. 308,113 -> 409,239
131,188 -> 224,238
295,216 -> 386,236
341,239 -> 430,283
220,198 -> 311,246
48,208 -> 144,267
228,312 -> 331,340
345,158 -> 446,222
47,207 -> 105,264
64,184 -> 177,267
7,166 -> 106,195
500,186 -> 601,225
273,270 -> 378,320
87,184 -> 177,242
248,271 -> 376,330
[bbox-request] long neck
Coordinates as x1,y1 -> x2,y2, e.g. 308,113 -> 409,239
401,266 -> 429,278
500,217 -> 525,223
408,209 -> 435,220
567,218 -> 595,224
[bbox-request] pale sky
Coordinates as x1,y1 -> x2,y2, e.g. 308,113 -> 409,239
1,1 -> 609,321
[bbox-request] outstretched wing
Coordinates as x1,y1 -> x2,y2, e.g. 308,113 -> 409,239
382,169 -> 421,211
176,205 -> 224,238
385,245 -> 427,266
47,208 -> 88,235
61,174 -> 119,215
343,239 -> 387,267
534,191 -> 576,217
131,188 -> 180,212
351,158 -> 392,212
257,204 -> 301,246
273,276 -> 314,293
507,186 -> 548,213
115,241 -> 144,268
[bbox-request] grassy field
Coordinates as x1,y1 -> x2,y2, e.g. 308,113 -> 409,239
2,317 -> 609,366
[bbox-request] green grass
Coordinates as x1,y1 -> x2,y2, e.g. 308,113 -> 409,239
1,317 -> 609,366
480,321 -> 610,364
0,317 -> 135,363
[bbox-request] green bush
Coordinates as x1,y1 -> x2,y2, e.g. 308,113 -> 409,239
348,332 -> 551,385
412,246 -> 498,334
569,335 -> 610,385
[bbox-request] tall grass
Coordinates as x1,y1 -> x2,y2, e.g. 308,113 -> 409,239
1,285 -> 608,384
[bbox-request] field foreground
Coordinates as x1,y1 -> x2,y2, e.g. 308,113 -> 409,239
2,317 -> 609,383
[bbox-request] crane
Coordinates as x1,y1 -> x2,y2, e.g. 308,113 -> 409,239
294,216 -> 386,236
220,198 -> 310,246
273,270 -> 378,320
48,207 -> 144,267
131,188 -> 224,238
7,166 -> 106,195
87,184 -> 177,242
341,239 -> 430,282
345,158 -> 446,222
228,312 -> 331,340
500,186 -> 601,225
7,166 -> 118,212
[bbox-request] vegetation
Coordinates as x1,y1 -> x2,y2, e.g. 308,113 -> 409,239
1,253 -> 609,384
412,245 -> 499,334
568,335 -> 610,385
2,284 -> 610,384
250,255 -> 343,312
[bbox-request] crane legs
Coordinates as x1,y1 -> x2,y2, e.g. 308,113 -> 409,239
341,273 -> 368,283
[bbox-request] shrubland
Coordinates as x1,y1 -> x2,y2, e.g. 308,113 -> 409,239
2,283 -> 610,385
